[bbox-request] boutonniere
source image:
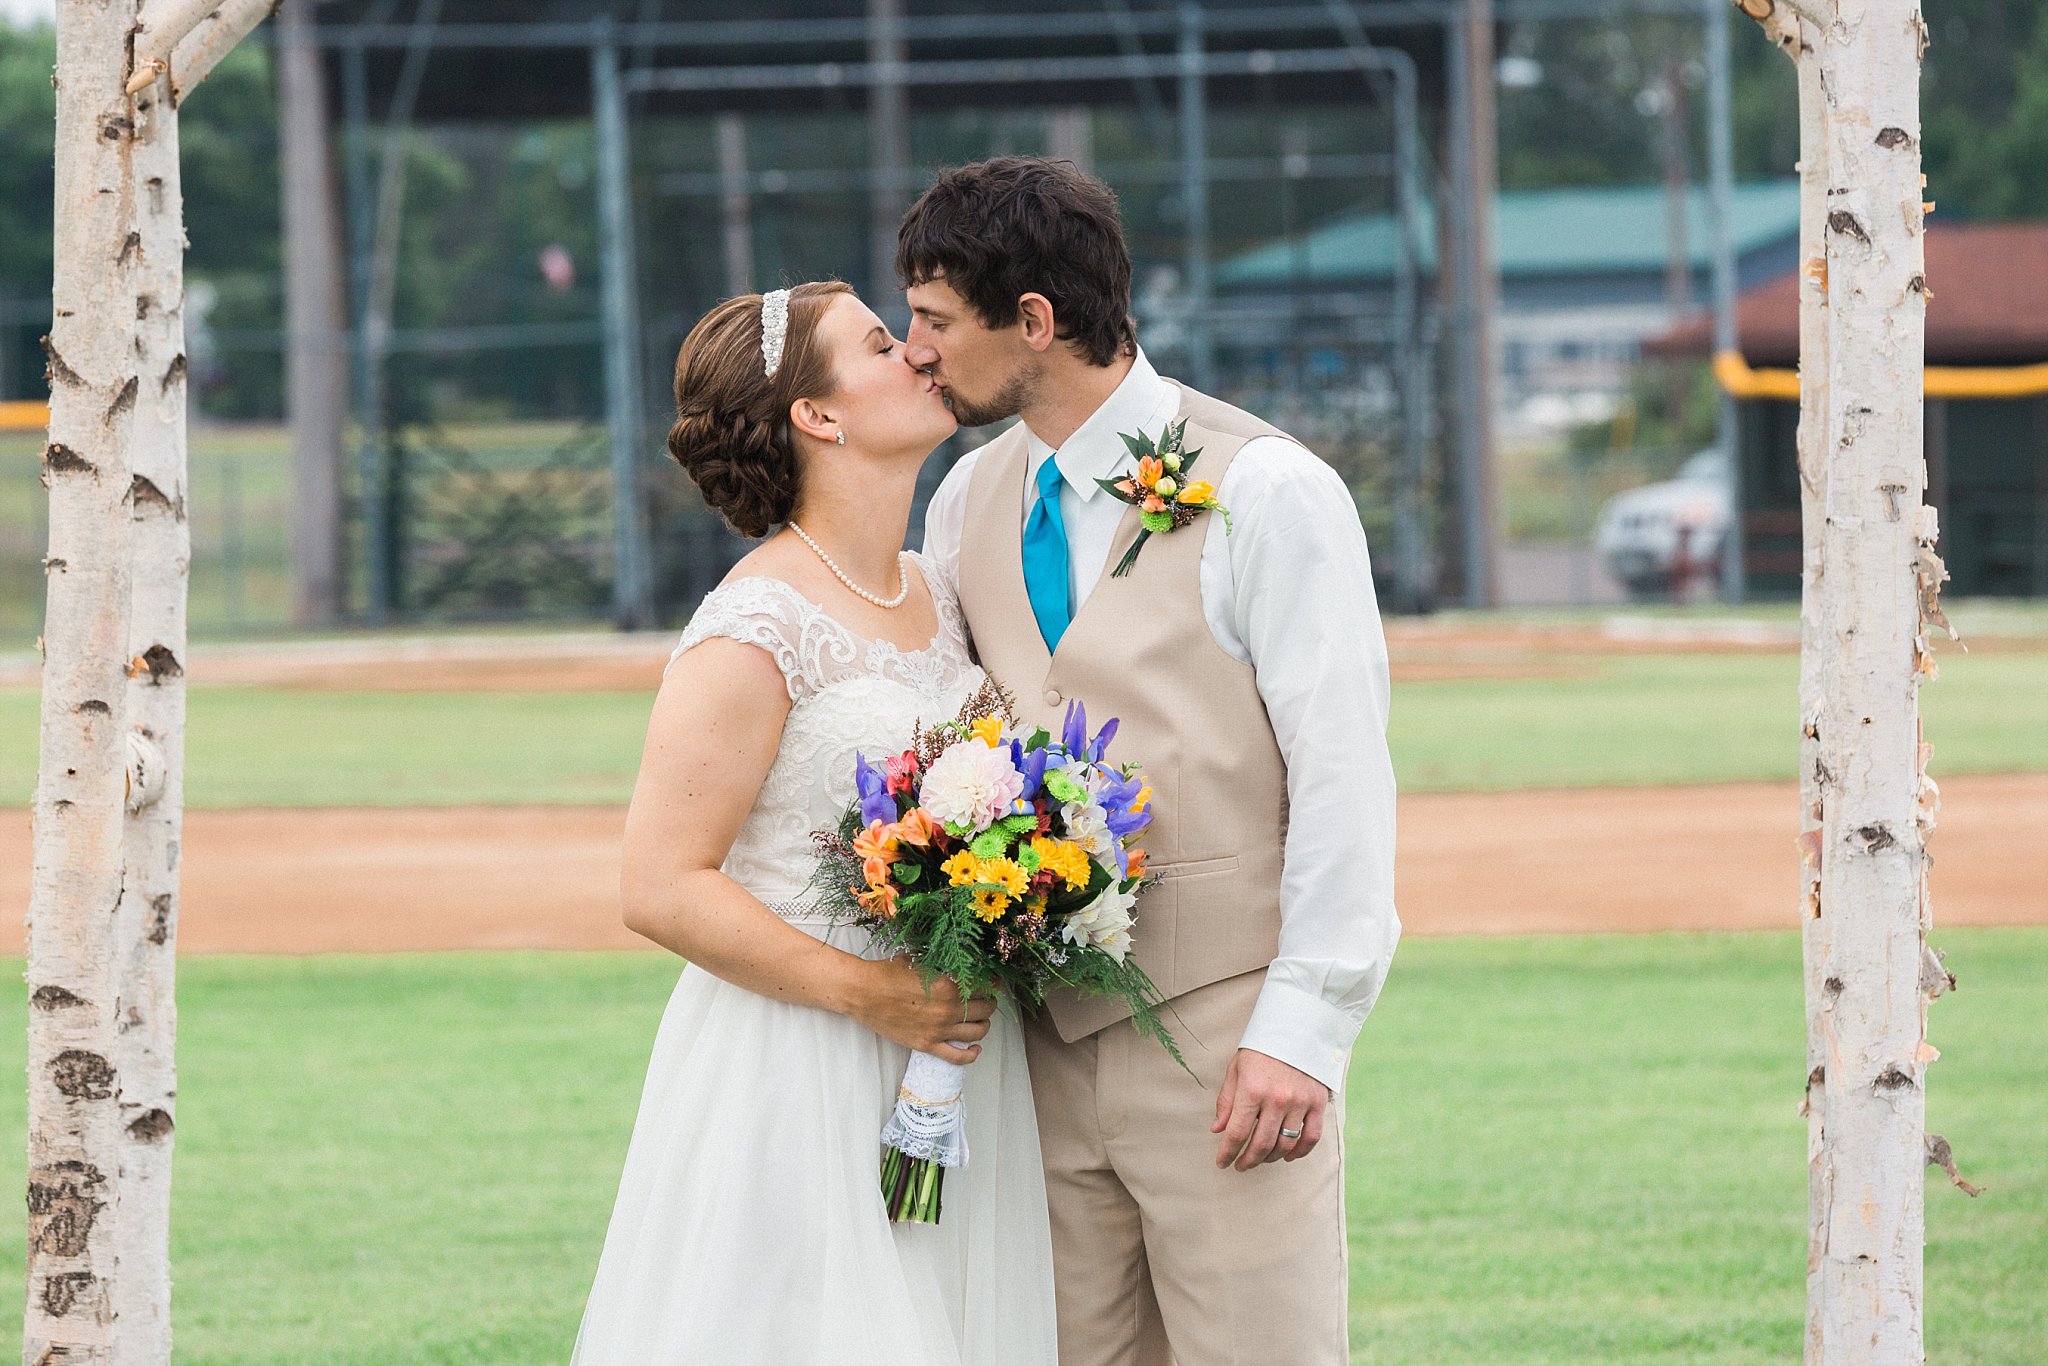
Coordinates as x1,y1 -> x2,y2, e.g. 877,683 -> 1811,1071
1092,418 -> 1233,578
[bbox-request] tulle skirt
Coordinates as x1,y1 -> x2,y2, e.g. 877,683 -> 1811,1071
571,920 -> 1057,1365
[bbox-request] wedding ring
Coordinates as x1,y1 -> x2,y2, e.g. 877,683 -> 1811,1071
1279,1126 -> 1303,1140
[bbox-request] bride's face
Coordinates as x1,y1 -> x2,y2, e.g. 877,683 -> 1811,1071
803,294 -> 957,459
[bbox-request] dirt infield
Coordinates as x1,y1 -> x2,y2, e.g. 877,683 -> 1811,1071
2,774 -> 2040,954
0,617 -> 1811,694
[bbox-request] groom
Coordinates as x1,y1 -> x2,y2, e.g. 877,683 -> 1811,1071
905,157 -> 1400,1366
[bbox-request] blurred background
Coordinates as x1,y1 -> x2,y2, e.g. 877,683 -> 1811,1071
1,0 -> 2040,638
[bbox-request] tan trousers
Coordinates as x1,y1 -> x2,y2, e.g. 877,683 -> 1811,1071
1024,969 -> 1349,1366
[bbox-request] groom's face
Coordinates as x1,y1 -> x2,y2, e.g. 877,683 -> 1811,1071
904,278 -> 1038,428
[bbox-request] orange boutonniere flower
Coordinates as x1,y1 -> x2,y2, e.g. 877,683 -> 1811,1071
1093,418 -> 1233,576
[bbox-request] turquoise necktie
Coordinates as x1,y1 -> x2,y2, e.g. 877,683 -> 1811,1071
1022,455 -> 1072,652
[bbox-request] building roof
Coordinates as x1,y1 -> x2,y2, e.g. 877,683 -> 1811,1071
306,2 -> 1453,123
1216,180 -> 1802,288
1650,219 -> 2048,366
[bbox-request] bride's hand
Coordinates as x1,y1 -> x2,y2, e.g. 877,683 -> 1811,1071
844,957 -> 995,1065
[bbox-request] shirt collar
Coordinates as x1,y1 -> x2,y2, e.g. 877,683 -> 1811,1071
1023,348 -> 1177,502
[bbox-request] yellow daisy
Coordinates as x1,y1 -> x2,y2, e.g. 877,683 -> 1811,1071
1030,836 -> 1094,892
980,856 -> 1030,897
942,850 -> 982,887
969,887 -> 1011,921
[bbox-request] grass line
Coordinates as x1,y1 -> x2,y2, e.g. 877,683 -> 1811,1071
0,649 -> 2042,807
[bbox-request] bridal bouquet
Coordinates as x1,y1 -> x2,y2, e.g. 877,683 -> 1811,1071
809,679 -> 1178,1223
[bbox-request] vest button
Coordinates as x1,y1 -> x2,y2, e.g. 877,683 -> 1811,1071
1044,688 -> 1062,708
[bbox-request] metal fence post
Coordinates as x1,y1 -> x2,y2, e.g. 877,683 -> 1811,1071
341,39 -> 388,622
593,20 -> 656,629
1390,53 -> 1432,613
1704,0 -> 1745,601
1178,4 -> 1217,393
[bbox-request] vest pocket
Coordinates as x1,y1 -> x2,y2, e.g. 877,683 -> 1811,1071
1147,855 -> 1241,881
1163,854 -> 1280,991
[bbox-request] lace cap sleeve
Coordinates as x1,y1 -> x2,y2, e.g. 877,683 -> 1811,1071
667,578 -> 818,702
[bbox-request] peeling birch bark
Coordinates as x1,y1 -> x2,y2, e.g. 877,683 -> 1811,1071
28,4 -> 142,1360
1748,0 -> 1945,1359
123,0 -> 222,94
111,16 -> 188,1358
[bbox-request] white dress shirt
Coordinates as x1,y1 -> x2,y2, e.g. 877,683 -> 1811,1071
921,349 -> 1400,1093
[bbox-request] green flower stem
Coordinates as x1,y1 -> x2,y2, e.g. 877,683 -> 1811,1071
880,1147 -> 947,1224
1109,531 -> 1151,578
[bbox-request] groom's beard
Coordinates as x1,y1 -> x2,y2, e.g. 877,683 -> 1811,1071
946,369 -> 1038,428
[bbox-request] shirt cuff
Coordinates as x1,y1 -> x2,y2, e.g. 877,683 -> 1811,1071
1236,976 -> 1361,1095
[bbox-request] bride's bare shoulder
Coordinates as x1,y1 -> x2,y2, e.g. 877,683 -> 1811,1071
717,533 -> 836,603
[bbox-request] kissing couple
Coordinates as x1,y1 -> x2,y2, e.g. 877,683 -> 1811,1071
571,155 -> 1399,1366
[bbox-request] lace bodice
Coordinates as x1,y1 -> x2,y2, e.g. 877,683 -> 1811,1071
667,553 -> 985,907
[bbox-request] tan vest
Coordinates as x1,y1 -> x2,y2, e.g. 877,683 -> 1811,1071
957,382 -> 1291,1042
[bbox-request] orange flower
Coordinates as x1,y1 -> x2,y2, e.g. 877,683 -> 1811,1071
854,818 -> 900,867
893,807 -> 941,848
1125,847 -> 1148,879
1142,495 -> 1168,513
862,855 -> 893,889
1114,477 -> 1139,497
1136,456 -> 1164,488
856,879 -> 900,918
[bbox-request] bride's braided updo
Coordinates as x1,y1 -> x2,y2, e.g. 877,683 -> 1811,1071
665,281 -> 853,538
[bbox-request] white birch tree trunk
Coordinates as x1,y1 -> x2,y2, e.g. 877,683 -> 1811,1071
1748,0 -> 1956,1357
33,4 -> 268,1359
111,7 -> 189,1355
1762,3 -> 1837,1349
27,3 -> 142,1360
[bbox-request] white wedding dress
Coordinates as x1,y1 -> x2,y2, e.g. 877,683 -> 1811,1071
571,553 -> 1057,1366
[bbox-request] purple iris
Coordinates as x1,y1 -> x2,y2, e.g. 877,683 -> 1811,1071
1060,700 -> 1089,756
1086,716 -> 1119,763
1012,739 -> 1049,802
1097,770 -> 1153,842
1060,698 -> 1122,764
853,752 -> 897,828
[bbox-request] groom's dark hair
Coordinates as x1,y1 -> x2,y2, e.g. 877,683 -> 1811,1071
896,156 -> 1137,368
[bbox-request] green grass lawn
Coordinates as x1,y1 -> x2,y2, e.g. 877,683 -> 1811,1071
0,930 -> 2035,1363
2,645 -> 2042,806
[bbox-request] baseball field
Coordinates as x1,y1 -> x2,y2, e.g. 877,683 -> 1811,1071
0,608 -> 2041,1362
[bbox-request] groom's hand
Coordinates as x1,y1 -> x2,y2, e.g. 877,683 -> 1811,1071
1211,1049 -> 1330,1171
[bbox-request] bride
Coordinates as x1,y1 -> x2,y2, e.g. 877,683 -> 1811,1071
570,281 -> 1057,1364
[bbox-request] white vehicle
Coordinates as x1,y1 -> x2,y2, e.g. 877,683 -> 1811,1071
1593,448 -> 1732,598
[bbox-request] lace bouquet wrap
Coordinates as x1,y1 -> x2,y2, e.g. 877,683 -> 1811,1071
810,680 -> 1180,1223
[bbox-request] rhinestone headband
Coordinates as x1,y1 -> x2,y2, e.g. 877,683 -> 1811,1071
760,288 -> 792,378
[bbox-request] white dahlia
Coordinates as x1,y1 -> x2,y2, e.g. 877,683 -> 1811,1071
919,740 -> 1026,834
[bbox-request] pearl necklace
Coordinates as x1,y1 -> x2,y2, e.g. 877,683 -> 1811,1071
787,522 -> 911,609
